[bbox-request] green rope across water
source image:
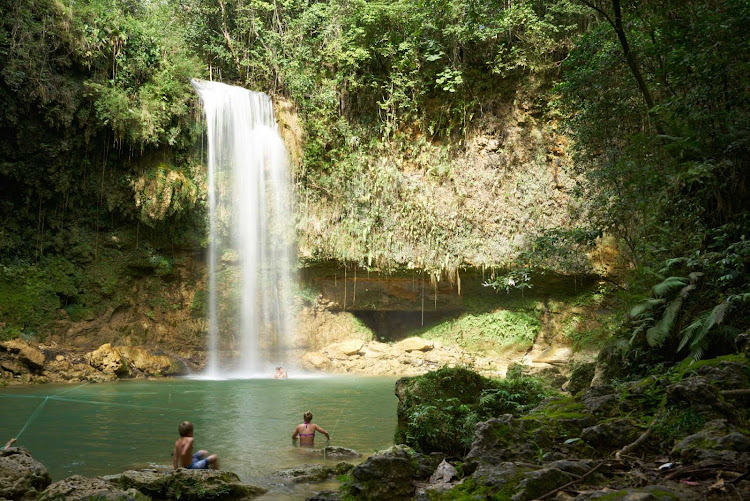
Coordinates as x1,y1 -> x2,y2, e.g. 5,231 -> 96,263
14,396 -> 48,440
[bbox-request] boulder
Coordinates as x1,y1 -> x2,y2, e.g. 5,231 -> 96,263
581,419 -> 641,449
666,376 -> 734,419
512,467 -> 574,501
429,459 -> 457,484
38,475 -> 145,501
394,337 -> 433,353
164,469 -> 266,500
305,491 -> 341,501
684,362 -> 749,389
465,416 -> 550,465
322,446 -> 361,458
272,463 -> 352,483
0,447 -> 52,500
470,461 -> 530,492
302,351 -> 331,370
325,340 -> 364,358
568,362 -> 596,394
672,419 -> 750,462
1,340 -> 46,371
349,448 -> 415,501
86,344 -> 129,377
116,470 -> 166,498
579,385 -> 617,415
114,346 -> 187,376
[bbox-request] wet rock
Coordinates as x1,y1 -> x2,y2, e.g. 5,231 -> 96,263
581,418 -> 640,449
305,490 -> 340,501
672,419 -> 750,462
38,475 -> 146,501
272,463 -> 352,483
349,448 -> 415,501
322,446 -> 361,458
0,447 -> 52,500
86,344 -> 129,377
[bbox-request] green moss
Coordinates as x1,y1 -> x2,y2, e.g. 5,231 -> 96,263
429,476 -> 514,501
418,310 -> 541,353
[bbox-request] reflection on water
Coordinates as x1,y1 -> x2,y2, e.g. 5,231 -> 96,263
0,376 -> 398,499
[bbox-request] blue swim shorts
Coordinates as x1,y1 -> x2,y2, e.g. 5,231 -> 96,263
188,451 -> 211,469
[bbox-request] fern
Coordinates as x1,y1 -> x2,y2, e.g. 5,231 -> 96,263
646,296 -> 683,347
652,276 -> 688,297
628,298 -> 665,318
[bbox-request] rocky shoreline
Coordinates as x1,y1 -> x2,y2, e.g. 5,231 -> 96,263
0,340 -> 190,384
1,335 -> 574,384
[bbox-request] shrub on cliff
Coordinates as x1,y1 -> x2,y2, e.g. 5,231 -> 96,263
394,366 -> 554,457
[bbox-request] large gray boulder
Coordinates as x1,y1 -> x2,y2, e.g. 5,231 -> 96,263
581,418 -> 641,449
349,448 -> 415,501
38,475 -> 146,501
117,468 -> 267,500
0,447 -> 52,500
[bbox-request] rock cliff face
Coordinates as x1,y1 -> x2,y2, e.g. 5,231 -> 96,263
2,251 -> 606,384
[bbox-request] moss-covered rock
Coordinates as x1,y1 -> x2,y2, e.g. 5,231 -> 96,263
0,447 -> 52,500
395,366 -> 553,456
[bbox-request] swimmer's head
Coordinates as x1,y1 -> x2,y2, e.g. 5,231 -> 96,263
303,411 -> 313,423
179,421 -> 194,437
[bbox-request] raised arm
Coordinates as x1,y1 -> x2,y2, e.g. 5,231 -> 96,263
3,438 -> 17,449
315,424 -> 330,440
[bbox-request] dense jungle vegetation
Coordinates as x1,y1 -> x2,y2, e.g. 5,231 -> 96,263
0,0 -> 748,372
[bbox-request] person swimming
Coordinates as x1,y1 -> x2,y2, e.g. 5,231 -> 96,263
291,411 -> 329,447
273,367 -> 288,379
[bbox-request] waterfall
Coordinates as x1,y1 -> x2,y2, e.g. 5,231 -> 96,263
192,79 -> 295,378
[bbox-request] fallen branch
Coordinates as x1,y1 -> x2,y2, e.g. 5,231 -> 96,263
729,469 -> 749,485
537,461 -> 605,500
615,410 -> 663,461
721,389 -> 750,397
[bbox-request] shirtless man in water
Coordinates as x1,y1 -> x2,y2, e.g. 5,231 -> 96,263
173,421 -> 219,470
291,411 -> 330,447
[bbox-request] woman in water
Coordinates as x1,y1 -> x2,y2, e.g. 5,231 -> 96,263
291,411 -> 330,447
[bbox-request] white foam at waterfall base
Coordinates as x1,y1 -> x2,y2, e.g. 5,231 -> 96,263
192,79 -> 296,379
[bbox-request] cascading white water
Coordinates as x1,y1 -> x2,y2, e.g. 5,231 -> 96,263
192,79 -> 295,378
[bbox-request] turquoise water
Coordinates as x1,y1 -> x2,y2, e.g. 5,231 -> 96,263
0,376 -> 398,499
